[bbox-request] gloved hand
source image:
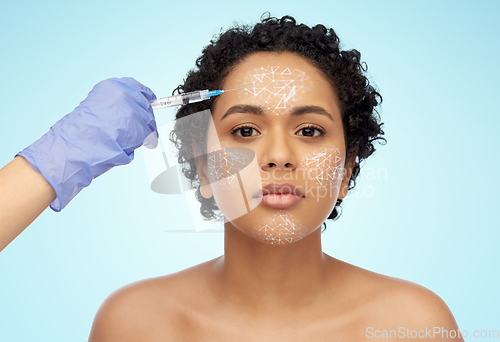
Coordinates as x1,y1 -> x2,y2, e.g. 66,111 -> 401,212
15,77 -> 158,212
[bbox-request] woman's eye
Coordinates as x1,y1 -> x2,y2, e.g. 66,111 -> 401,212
297,126 -> 326,137
231,126 -> 260,137
231,125 -> 326,138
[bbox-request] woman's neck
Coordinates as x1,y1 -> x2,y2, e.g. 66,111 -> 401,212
211,222 -> 331,314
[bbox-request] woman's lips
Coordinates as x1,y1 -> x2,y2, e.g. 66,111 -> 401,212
259,193 -> 303,209
253,182 -> 305,209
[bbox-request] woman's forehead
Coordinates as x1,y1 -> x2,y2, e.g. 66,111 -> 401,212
224,52 -> 330,88
216,52 -> 340,118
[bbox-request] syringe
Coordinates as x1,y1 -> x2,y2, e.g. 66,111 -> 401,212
150,89 -> 224,110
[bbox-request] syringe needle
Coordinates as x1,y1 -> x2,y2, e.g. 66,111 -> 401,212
223,87 -> 246,92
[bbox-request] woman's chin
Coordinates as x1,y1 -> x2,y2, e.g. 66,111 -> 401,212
226,208 -> 324,245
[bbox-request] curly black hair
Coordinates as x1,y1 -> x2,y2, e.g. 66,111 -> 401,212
169,13 -> 386,230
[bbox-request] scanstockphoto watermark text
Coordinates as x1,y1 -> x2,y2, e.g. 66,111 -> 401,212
259,165 -> 388,183
258,166 -> 388,201
366,326 -> 499,339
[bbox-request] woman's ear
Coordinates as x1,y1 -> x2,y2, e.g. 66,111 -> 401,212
192,142 -> 213,199
338,154 -> 356,200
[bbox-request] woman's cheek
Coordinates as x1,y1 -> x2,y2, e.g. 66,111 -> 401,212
299,146 -> 344,201
207,146 -> 263,220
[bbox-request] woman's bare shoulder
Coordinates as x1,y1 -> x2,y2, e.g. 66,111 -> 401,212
329,257 -> 461,339
88,257 -> 220,341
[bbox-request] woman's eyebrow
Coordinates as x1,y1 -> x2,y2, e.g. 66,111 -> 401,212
220,105 -> 265,121
290,106 -> 334,121
220,105 -> 334,121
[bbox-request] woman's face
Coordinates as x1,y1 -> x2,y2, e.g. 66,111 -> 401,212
197,52 -> 351,245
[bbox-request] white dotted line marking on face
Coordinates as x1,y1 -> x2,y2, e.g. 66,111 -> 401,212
300,147 -> 343,186
255,210 -> 305,245
239,66 -> 308,114
207,146 -> 249,189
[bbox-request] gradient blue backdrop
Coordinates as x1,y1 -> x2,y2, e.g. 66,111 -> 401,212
1,1 -> 499,340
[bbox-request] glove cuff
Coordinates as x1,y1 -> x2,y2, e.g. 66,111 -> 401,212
15,147 -> 65,212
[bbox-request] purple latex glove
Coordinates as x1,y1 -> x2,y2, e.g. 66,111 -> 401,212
16,77 -> 158,212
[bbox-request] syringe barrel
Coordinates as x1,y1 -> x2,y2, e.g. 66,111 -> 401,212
181,90 -> 209,104
150,90 -> 210,110
150,95 -> 183,109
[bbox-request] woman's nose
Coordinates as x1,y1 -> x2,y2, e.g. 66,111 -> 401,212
259,134 -> 297,173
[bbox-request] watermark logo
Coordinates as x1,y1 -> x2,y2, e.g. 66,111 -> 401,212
366,326 -> 499,339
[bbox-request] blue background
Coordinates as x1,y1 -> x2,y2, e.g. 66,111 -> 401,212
1,0 -> 499,340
